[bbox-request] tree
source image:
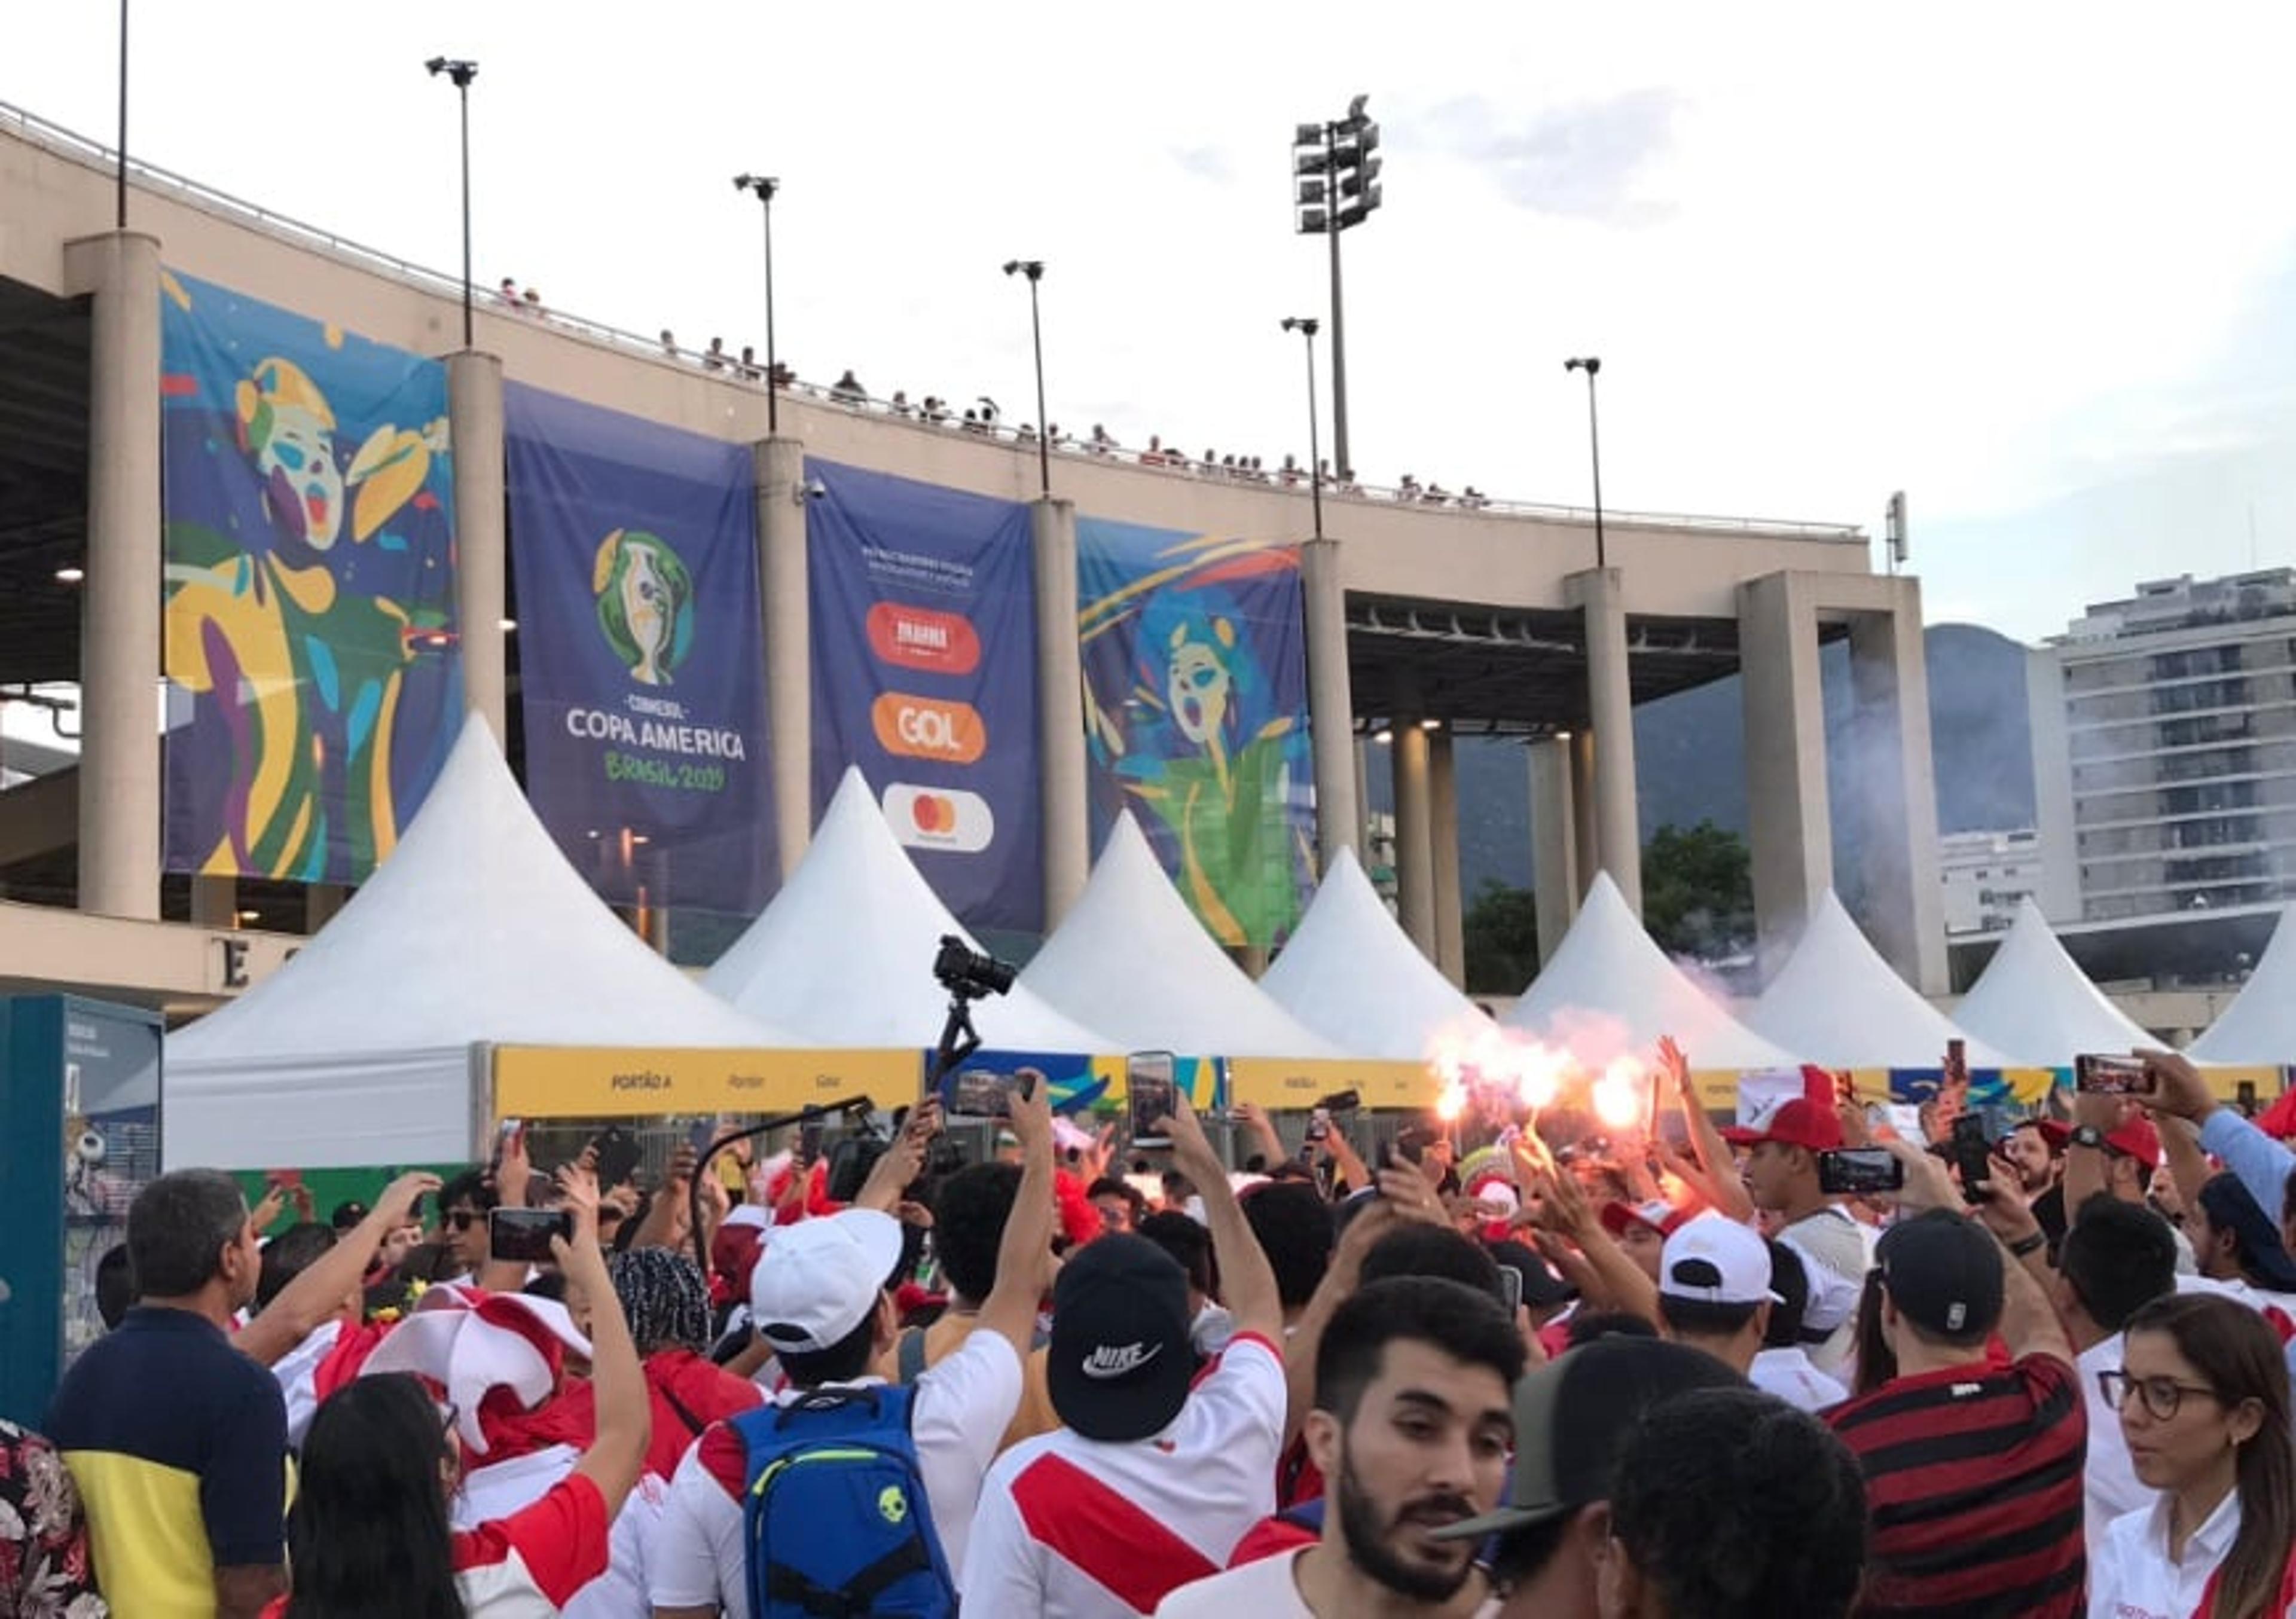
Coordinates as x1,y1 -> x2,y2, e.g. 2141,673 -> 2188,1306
1464,880 -> 1540,995
1641,821 -> 1754,961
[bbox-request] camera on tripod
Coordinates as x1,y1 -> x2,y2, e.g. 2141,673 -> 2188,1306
933,936 -> 1015,1000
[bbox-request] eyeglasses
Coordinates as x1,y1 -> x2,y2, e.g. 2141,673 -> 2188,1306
444,1211 -> 481,1232
2098,1370 -> 2225,1421
434,1400 -> 459,1435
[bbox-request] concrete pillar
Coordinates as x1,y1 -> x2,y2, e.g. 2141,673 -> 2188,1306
1300,537 -> 1360,871
190,875 -> 237,929
1570,730 -> 1599,904
306,884 -> 347,933
1391,676 -> 1437,961
1529,737 -> 1578,967
2025,646 -> 2081,923
1739,572 -> 1832,972
66,233 -> 163,920
755,438 -> 812,879
1031,499 -> 1089,925
1848,581 -> 1948,994
448,352 -> 508,740
1428,727 -> 1465,985
1569,569 -> 1641,914
1352,737 -> 1370,863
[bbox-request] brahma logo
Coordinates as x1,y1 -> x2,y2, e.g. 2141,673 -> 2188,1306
871,694 -> 987,763
884,784 -> 994,854
866,603 -> 981,676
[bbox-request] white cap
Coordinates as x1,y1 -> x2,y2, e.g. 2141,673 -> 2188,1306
748,1209 -> 905,1354
1658,1214 -> 1783,1307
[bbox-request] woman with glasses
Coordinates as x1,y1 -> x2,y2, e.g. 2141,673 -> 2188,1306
2089,1292 -> 2296,1619
267,1168 -> 649,1618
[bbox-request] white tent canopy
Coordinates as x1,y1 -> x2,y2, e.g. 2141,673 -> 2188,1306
1262,847 -> 1488,1061
166,717 -> 797,1171
1748,891 -> 2009,1070
1952,899 -> 2152,1067
1020,813 -> 1345,1059
1503,872 -> 1794,1071
704,769 -> 1112,1053
2188,903 -> 2296,1065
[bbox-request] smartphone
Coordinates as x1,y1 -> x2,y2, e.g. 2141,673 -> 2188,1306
1128,1051 -> 1177,1148
1304,1107 -> 1332,1144
798,1118 -> 826,1164
2074,1054 -> 2152,1096
591,1126 -> 642,1190
1496,1264 -> 1524,1316
490,1117 -> 524,1172
1816,1147 -> 1906,1196
949,1070 -> 1013,1120
1950,1114 -> 1995,1198
488,1206 -> 572,1263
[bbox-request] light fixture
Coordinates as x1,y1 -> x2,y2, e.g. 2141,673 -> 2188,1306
234,908 -> 261,924
497,616 -> 517,632
1554,729 -> 1573,741
1419,717 -> 1442,731
54,566 -> 85,584
1373,728 -> 1394,744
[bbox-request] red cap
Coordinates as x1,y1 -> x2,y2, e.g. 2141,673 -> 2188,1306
1720,1097 -> 1844,1153
2104,1114 -> 2163,1168
1600,1199 -> 1689,1239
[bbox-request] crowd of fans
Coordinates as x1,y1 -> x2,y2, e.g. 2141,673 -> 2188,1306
10,1044 -> 2296,1617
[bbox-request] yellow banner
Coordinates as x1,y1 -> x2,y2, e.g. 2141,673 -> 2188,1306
490,1046 -> 922,1119
1228,1058 -> 1437,1111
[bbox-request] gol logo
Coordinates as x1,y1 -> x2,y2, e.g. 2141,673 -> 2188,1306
867,603 -> 981,676
872,694 -> 986,763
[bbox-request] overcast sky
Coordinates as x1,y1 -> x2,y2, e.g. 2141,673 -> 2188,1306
10,1 -> 2294,644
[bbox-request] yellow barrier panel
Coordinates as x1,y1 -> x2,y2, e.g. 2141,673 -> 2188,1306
1228,1058 -> 1437,1111
491,1046 -> 923,1119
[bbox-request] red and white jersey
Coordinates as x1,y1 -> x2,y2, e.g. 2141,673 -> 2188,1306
962,1333 -> 1287,1618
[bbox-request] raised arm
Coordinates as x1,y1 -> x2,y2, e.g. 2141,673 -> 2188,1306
1164,1093 -> 1283,1345
1661,1037 -> 1754,1222
236,1172 -> 441,1366
555,1167 -> 649,1517
975,1076 -> 1057,1359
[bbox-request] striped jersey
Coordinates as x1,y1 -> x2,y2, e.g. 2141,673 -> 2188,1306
1826,1351 -> 2087,1618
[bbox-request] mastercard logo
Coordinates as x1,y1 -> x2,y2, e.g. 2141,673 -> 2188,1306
883,784 -> 994,854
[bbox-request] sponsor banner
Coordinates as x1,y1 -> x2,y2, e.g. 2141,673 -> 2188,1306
930,1052 -> 1220,1114
159,270 -> 461,881
1226,1058 -> 1437,1111
506,384 -> 772,915
807,460 -> 1042,930
1076,518 -> 1315,949
491,1046 -> 921,1119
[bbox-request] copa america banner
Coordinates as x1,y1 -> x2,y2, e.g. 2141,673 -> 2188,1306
807,460 -> 1043,933
160,270 -> 460,881
1077,517 -> 1314,948
506,383 -> 772,915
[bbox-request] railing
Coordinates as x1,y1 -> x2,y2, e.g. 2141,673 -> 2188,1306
2,96 -> 1866,545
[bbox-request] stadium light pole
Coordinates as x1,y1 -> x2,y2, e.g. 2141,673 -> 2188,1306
734,174 -> 781,433
1292,94 -> 1382,484
425,57 -> 479,349
1281,317 -> 1324,540
1565,356 -> 1606,569
115,0 -> 130,227
1003,259 -> 1051,498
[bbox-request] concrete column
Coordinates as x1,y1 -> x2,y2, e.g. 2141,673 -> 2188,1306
2025,646 -> 2081,922
1848,581 -> 1947,994
755,438 -> 812,879
1031,499 -> 1089,925
306,884 -> 347,933
448,352 -> 508,740
66,233 -> 163,920
1529,737 -> 1578,967
1569,569 -> 1641,914
1570,729 -> 1599,904
1391,676 -> 1438,961
1300,537 -> 1360,871
1352,737 -> 1370,863
1428,728 -> 1465,985
1739,572 -> 1832,972
190,875 -> 237,929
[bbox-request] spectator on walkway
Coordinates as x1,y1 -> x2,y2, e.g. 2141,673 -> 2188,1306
703,338 -> 727,372
497,277 -> 520,309
736,345 -> 761,381
831,369 -> 866,405
659,329 -> 677,355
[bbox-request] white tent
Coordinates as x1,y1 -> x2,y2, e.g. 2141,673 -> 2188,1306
704,768 -> 1111,1053
1261,847 -> 1488,1061
1504,872 -> 1795,1070
2188,903 -> 2296,1065
1951,899 -> 2152,1067
1747,891 -> 2009,1070
166,717 -> 798,1171
1019,813 -> 1345,1058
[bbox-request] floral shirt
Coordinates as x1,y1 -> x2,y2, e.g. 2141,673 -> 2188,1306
0,1419 -> 106,1618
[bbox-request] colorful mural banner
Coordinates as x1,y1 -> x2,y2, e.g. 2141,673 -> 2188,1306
160,270 -> 461,881
506,384 -> 773,915
1076,518 -> 1314,949
807,460 -> 1043,932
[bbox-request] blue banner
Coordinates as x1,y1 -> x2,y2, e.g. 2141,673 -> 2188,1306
160,270 -> 460,881
506,384 -> 772,916
1077,519 -> 1314,948
807,460 -> 1042,933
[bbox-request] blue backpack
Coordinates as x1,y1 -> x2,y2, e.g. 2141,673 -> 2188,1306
734,1384 -> 959,1618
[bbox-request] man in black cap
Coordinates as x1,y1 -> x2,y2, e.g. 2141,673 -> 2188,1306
1824,1145 -> 2087,1619
964,1092 -> 1285,1618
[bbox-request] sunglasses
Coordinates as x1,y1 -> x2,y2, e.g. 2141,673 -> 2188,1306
443,1210 -> 482,1232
